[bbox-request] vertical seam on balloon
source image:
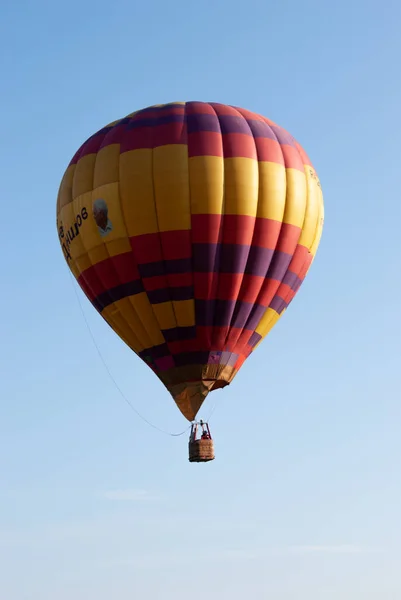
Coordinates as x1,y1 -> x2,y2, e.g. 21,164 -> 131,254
90,125 -> 138,346
113,120 -> 156,351
265,142 -> 311,325
68,136 -> 111,309
88,125 -> 145,353
149,111 -> 178,348
208,103 -> 227,354
279,163 -> 324,311
235,121 -> 288,350
183,101 -> 196,358
117,113 -> 167,351
219,108 -> 259,365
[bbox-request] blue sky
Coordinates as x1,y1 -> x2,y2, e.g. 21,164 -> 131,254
1,0 -> 400,598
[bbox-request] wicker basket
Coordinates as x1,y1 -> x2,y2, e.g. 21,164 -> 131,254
188,438 -> 215,463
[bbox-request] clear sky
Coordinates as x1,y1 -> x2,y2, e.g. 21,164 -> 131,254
1,0 -> 400,598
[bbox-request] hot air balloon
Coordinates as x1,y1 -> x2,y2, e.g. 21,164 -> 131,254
56,101 -> 324,462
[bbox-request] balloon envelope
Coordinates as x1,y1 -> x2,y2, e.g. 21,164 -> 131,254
56,101 -> 324,421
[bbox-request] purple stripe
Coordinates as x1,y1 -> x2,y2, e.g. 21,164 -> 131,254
193,243 -> 291,277
137,103 -> 185,115
282,270 -> 302,291
174,351 -> 210,367
269,296 -> 288,315
195,299 -> 266,330
248,331 -> 262,347
139,258 -> 192,278
193,243 -> 221,272
217,115 -> 252,135
161,326 -> 197,342
231,301 -> 266,331
147,286 -> 194,304
139,343 -> 170,361
193,243 -> 277,275
94,279 -> 144,312
187,113 -> 253,136
243,303 -> 267,331
220,351 -> 239,367
127,114 -> 185,129
245,119 -> 277,140
244,246 -> 274,276
270,125 -> 296,147
267,251 -> 293,281
187,113 -> 221,134
195,299 -> 216,325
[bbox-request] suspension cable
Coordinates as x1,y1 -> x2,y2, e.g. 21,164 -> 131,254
68,271 -> 191,437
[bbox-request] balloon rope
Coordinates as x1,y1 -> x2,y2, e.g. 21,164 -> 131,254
68,272 -> 191,437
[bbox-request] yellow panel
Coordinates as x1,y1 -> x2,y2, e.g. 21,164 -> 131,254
173,299 -> 195,327
282,168 -> 307,228
72,154 -> 96,199
310,187 -> 324,257
255,307 -> 281,338
152,302 -> 177,331
57,164 -> 75,211
74,253 -> 93,275
129,293 -> 165,346
119,148 -> 159,236
189,155 -> 224,215
102,303 -> 144,353
298,166 -> 321,249
153,145 -> 191,231
93,144 -> 120,188
102,299 -> 155,352
256,161 -> 286,221
223,157 -> 259,216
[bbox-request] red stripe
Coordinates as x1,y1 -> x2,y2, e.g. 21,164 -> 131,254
226,328 -> 252,352
194,272 -> 219,300
212,325 -> 230,348
160,230 -> 192,260
78,252 -> 138,300
237,274 -> 264,304
188,131 -> 223,157
99,122 -> 128,148
120,127 -> 153,152
274,283 -> 293,303
281,144 -> 305,171
257,277 -> 282,307
254,137 -> 285,164
275,223 -> 302,254
222,215 -> 255,245
142,275 -> 166,292
130,233 -> 163,263
285,244 -> 310,276
168,272 -> 193,287
222,133 -> 257,159
234,355 -> 246,369
167,337 -> 201,355
252,218 -> 282,249
214,273 -> 244,301
191,214 -> 222,244
295,141 -> 313,168
152,121 -> 187,147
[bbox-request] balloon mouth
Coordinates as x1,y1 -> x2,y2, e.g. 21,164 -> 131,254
169,380 -> 229,422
